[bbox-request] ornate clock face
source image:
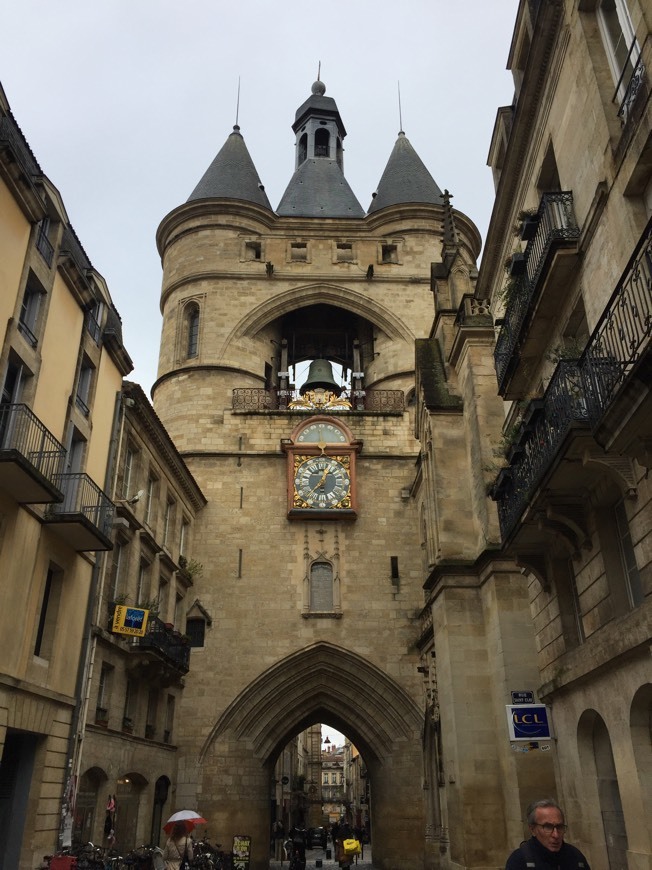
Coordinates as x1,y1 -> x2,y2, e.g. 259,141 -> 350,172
296,422 -> 347,444
293,455 -> 351,509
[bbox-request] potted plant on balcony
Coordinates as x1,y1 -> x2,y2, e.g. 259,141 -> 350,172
508,251 -> 527,277
517,207 -> 540,241
95,706 -> 109,727
178,556 -> 204,582
122,715 -> 134,734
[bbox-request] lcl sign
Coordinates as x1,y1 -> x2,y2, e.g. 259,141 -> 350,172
505,704 -> 552,741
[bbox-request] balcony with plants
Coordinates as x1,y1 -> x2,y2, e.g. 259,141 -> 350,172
494,191 -> 581,397
0,403 -> 66,503
131,617 -> 190,679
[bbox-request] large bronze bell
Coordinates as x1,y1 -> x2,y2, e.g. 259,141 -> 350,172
299,358 -> 342,396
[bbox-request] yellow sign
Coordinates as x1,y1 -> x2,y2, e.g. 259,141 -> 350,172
111,606 -> 150,637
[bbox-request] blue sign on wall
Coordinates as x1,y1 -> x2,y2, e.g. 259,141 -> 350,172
506,704 -> 552,741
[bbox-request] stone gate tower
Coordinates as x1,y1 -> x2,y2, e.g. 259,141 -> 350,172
152,81 -> 495,870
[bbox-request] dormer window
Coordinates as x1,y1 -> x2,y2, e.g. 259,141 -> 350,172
315,128 -> 330,158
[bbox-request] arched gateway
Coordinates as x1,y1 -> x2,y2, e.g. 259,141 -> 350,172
195,643 -> 424,870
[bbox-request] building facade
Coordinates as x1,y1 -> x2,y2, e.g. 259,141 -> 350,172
0,84 -> 131,868
480,1 -> 652,869
73,379 -> 205,850
151,78 -> 547,870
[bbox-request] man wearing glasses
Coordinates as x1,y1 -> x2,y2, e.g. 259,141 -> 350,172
505,799 -> 590,870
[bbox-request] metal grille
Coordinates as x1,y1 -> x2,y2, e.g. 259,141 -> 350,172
0,403 -> 66,483
582,219 -> 652,425
496,362 -> 589,539
232,388 -> 405,412
495,191 -> 580,389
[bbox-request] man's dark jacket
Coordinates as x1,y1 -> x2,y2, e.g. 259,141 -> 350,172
505,836 -> 590,870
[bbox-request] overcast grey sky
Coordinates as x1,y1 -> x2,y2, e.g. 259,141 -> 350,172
2,0 -> 518,392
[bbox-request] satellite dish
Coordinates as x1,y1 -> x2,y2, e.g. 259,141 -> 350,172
129,489 -> 145,505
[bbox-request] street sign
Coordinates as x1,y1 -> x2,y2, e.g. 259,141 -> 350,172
506,704 -> 552,741
511,690 -> 535,704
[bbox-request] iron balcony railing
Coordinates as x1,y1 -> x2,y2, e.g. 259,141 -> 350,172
232,388 -> 405,413
47,472 -> 114,536
493,361 -> 589,539
84,310 -> 102,344
494,191 -> 580,390
616,38 -> 646,123
131,615 -> 191,674
0,403 -> 66,484
582,217 -> 652,427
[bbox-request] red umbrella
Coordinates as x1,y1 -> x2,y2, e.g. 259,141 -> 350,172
164,810 -> 208,835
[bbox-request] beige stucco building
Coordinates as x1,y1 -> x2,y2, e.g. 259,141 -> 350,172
0,84 -> 131,868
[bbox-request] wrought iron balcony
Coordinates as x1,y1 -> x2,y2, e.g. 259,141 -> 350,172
494,191 -> 580,394
232,387 -> 405,413
129,615 -> 191,675
492,361 -> 590,540
582,218 -> 652,429
0,403 -> 66,503
44,472 -> 114,551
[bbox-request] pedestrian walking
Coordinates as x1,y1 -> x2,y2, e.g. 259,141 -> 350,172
505,799 -> 590,870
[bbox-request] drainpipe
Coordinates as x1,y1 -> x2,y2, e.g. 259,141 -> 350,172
58,389 -> 125,848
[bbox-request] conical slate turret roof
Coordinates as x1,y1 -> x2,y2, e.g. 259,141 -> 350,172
367,131 -> 444,214
187,125 -> 272,210
277,160 -> 365,217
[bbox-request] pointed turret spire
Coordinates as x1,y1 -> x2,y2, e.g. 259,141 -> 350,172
187,125 -> 272,210
367,131 -> 444,214
277,81 -> 364,218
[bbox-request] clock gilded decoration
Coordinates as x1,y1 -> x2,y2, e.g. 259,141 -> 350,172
282,416 -> 359,520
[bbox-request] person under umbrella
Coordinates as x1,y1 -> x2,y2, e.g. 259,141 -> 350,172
163,820 -> 193,870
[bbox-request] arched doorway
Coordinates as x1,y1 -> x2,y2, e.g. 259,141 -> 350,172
578,710 -> 628,869
115,772 -> 148,852
197,642 -> 424,870
74,766 -> 107,846
151,776 -> 171,848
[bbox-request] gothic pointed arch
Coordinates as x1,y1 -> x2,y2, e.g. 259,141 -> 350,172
228,282 -> 414,350
199,641 -> 423,765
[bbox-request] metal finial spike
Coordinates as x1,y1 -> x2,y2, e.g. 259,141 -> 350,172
317,60 -> 321,82
398,81 -> 404,134
235,76 -> 241,127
